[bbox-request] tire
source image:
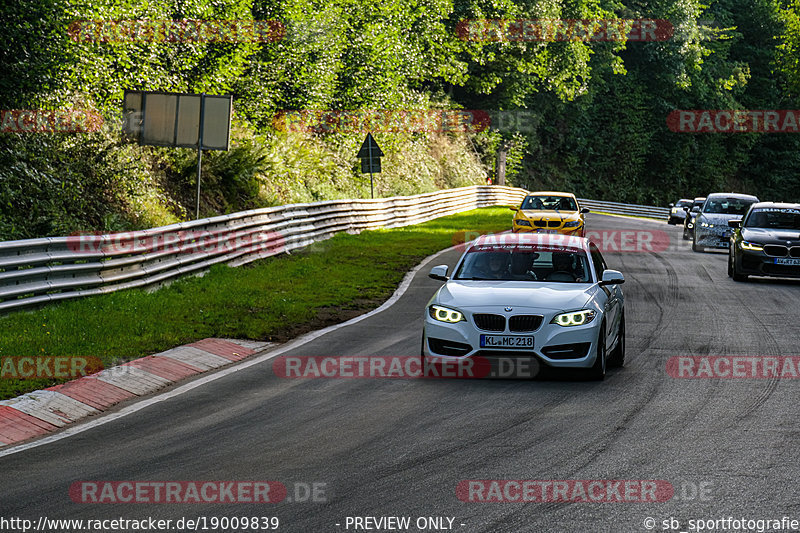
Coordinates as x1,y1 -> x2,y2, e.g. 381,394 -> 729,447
585,327 -> 606,381
727,251 -> 734,278
608,313 -> 625,368
692,232 -> 704,253
730,251 -> 749,282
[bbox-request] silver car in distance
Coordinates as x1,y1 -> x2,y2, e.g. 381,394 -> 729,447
422,233 -> 625,380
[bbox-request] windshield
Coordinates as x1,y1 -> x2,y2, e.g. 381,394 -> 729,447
744,208 -> 800,229
676,200 -> 693,208
454,245 -> 592,283
521,195 -> 578,211
702,197 -> 756,215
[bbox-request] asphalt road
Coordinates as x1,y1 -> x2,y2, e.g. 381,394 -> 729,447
2,213 -> 800,533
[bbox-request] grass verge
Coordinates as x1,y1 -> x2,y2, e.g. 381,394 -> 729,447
0,207 -> 513,400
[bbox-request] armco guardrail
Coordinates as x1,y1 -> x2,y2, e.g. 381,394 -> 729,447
0,186 -> 528,313
579,198 -> 669,220
0,188 -> 667,314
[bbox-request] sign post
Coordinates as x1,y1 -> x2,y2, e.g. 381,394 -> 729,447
357,133 -> 383,199
123,90 -> 232,219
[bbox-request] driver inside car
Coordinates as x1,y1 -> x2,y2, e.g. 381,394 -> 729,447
548,252 -> 586,282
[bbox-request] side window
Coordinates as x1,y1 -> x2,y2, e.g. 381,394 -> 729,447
589,243 -> 606,280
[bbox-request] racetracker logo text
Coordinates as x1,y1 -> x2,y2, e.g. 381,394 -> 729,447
667,110 -> 800,133
1,110 -> 103,133
456,480 -> 674,502
0,356 -> 103,379
667,356 -> 800,378
69,481 -> 287,503
456,19 -> 673,42
68,19 -> 285,43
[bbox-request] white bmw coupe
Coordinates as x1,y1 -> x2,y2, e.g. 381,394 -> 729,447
422,233 -> 625,380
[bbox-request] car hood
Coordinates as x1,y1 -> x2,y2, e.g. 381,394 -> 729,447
519,210 -> 580,220
741,227 -> 800,244
435,281 -> 595,312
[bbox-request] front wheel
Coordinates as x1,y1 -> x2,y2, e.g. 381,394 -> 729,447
585,327 -> 606,381
730,251 -> 749,282
608,314 -> 625,368
692,232 -> 704,253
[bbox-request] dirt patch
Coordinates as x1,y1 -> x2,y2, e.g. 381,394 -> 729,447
263,297 -> 389,343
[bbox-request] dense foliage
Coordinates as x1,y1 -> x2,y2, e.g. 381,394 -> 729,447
1,0 -> 799,239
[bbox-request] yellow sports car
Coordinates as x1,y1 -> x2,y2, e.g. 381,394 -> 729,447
510,192 -> 589,236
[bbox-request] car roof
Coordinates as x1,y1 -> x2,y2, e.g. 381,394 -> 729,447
677,198 -> 693,202
525,191 -> 577,198
705,192 -> 759,201
470,233 -> 590,252
693,197 -> 706,201
748,201 -> 800,210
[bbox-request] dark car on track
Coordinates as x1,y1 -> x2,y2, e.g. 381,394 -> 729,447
682,197 -> 706,240
728,202 -> 800,281
668,199 -> 694,225
692,193 -> 759,252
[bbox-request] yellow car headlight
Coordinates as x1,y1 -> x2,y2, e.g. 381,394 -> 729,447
429,305 -> 464,323
563,220 -> 581,228
551,309 -> 596,327
741,241 -> 764,251
515,219 -> 532,227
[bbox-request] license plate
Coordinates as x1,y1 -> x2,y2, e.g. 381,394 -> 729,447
480,335 -> 534,349
775,258 -> 800,265
533,229 -> 557,234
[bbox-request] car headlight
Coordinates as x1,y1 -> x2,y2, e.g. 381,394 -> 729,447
515,219 -> 532,227
563,220 -> 581,228
671,208 -> 679,214
551,309 -> 596,327
741,241 -> 764,251
429,305 -> 464,323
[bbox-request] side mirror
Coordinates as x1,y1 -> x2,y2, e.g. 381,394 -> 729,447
429,265 -> 449,282
691,206 -> 701,213
599,269 -> 625,286
668,203 -> 674,208
728,219 -> 741,228
580,207 -> 590,214
509,206 -> 519,212
683,206 -> 690,212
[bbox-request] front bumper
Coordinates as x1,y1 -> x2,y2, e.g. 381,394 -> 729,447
734,247 -> 800,278
422,308 -> 600,371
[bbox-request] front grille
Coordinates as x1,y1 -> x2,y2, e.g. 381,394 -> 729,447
427,338 -> 472,357
548,220 -> 561,227
541,343 -> 592,360
533,220 -> 547,227
764,244 -> 788,257
473,314 -> 505,331
509,315 -> 543,332
791,247 -> 800,258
